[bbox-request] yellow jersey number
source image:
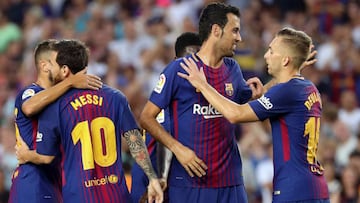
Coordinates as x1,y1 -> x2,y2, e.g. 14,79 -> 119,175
72,117 -> 117,170
304,117 -> 324,175
304,117 -> 320,164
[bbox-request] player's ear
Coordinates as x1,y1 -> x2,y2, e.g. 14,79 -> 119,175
61,65 -> 71,77
39,60 -> 49,73
282,56 -> 290,67
212,24 -> 222,38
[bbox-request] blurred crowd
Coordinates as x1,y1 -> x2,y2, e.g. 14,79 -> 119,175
0,0 -> 360,202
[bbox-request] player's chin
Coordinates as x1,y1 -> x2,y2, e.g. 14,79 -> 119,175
225,51 -> 235,57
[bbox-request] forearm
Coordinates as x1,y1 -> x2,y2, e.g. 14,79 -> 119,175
198,82 -> 259,123
140,115 -> 180,153
21,150 -> 54,165
198,82 -> 242,121
22,79 -> 72,117
124,129 -> 158,180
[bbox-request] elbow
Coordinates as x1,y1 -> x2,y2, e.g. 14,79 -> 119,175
224,111 -> 241,124
227,115 -> 239,124
139,112 -> 149,129
22,104 -> 38,117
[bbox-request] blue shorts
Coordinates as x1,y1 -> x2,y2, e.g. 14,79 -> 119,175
9,165 -> 62,203
168,185 -> 248,203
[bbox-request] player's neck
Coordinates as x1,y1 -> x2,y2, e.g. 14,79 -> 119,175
276,70 -> 302,84
197,43 -> 223,68
34,78 -> 53,89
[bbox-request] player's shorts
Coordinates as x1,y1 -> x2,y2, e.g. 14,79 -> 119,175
274,199 -> 330,203
168,184 -> 247,203
9,165 -> 62,203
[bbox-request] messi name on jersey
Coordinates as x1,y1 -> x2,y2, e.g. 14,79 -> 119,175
70,94 -> 104,110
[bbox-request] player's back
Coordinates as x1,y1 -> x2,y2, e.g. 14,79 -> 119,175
260,78 -> 329,201
50,85 -> 135,202
9,84 -> 62,203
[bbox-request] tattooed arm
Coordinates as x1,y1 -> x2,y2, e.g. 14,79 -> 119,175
123,129 -> 163,203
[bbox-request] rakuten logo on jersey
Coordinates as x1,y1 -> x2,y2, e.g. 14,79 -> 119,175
257,95 -> 273,110
193,104 -> 223,119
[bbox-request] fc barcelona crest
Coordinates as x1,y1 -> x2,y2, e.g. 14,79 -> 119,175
225,83 -> 234,96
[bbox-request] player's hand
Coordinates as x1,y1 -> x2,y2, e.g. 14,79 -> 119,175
15,136 -> 29,164
147,178 -> 164,203
191,53 -> 199,62
139,178 -> 167,203
173,144 -> 207,178
69,68 -> 103,90
246,77 -> 264,99
178,57 -> 207,91
300,44 -> 317,70
159,178 -> 167,190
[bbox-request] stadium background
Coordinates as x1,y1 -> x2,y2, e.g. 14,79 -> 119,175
0,0 -> 360,202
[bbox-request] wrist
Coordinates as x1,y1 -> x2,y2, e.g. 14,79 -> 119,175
64,77 -> 74,88
198,81 -> 208,92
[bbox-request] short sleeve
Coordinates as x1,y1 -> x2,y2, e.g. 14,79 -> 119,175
249,84 -> 294,121
36,103 -> 60,156
149,60 -> 180,109
119,97 -> 139,134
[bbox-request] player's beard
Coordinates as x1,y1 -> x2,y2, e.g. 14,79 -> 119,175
48,71 -> 62,85
223,48 -> 235,58
221,43 -> 236,58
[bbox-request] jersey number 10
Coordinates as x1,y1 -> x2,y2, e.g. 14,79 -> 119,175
72,117 -> 117,170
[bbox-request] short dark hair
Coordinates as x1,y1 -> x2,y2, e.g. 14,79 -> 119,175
174,32 -> 201,57
276,27 -> 312,69
198,2 -> 240,44
34,39 -> 58,68
53,39 -> 89,74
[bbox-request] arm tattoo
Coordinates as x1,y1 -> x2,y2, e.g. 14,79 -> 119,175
124,129 -> 157,179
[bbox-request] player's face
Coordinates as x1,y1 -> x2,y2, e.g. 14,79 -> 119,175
47,51 -> 64,84
264,37 -> 283,77
217,13 -> 242,57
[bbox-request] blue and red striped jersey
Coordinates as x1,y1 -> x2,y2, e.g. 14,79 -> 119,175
36,85 -> 138,202
9,83 -> 62,203
150,55 -> 252,188
249,78 -> 329,201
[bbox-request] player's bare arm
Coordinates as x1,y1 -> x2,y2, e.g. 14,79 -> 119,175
22,69 -> 102,117
178,57 -> 259,123
15,135 -> 54,164
140,101 -> 207,178
123,129 -> 164,203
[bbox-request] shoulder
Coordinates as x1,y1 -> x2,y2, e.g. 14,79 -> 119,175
17,84 -> 43,100
101,84 -> 127,101
223,57 -> 239,67
223,57 -> 243,74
